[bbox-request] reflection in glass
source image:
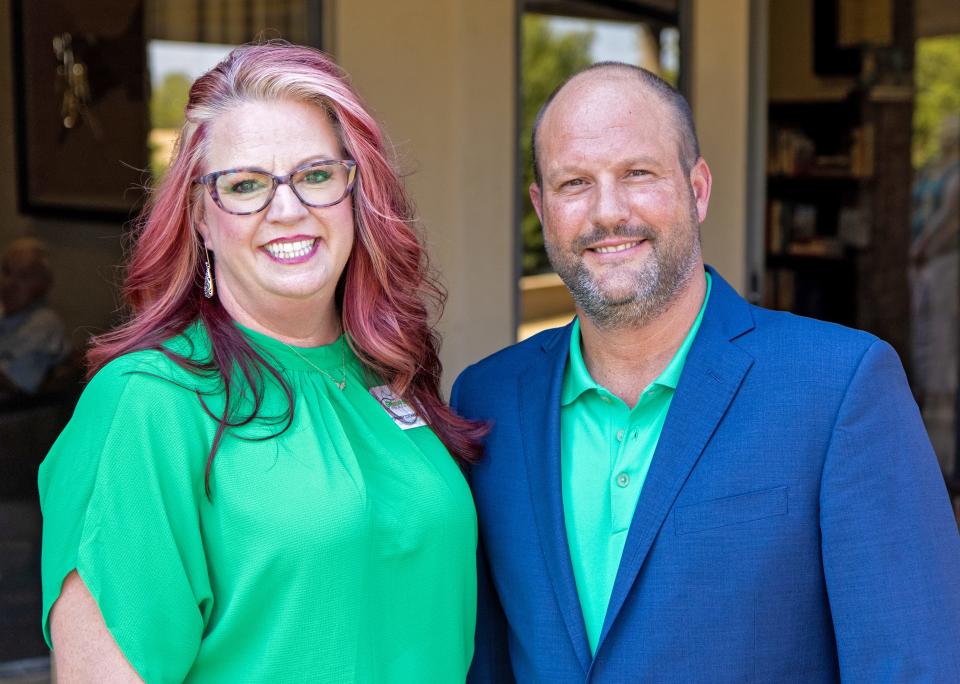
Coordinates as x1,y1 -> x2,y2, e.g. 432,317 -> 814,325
909,35 -> 960,495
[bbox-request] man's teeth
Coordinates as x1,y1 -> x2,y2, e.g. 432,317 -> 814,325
593,242 -> 639,254
265,239 -> 316,259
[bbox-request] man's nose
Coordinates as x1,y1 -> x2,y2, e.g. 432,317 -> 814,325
590,180 -> 631,229
266,183 -> 310,223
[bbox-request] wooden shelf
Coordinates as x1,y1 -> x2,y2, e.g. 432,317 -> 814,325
766,252 -> 851,267
767,172 -> 861,182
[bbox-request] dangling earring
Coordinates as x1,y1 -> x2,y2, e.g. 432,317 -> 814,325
203,246 -> 215,299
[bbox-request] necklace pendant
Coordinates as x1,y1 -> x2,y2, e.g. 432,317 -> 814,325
280,335 -> 348,390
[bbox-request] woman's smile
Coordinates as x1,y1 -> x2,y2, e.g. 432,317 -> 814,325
262,236 -> 321,264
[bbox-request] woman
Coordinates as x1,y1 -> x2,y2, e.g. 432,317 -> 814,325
39,42 -> 484,683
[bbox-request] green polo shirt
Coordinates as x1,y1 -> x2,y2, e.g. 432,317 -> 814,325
560,272 -> 711,654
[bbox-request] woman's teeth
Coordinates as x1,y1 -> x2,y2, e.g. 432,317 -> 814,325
265,239 -> 316,259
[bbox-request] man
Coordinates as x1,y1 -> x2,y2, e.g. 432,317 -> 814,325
0,237 -> 68,397
452,63 -> 960,683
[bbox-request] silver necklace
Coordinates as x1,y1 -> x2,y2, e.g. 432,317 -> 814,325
281,335 -> 347,390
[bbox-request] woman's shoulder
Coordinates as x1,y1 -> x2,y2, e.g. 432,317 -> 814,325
40,326 -> 215,508
86,321 -> 219,406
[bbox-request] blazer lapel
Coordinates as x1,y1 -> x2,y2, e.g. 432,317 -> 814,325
518,322 -> 592,673
596,270 -> 756,651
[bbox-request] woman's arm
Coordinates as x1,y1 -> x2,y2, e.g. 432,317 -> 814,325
50,571 -> 143,683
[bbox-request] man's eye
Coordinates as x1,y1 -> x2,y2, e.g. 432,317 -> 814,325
627,169 -> 650,178
560,178 -> 584,188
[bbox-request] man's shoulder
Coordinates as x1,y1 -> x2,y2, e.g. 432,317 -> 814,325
751,304 -> 875,344
706,267 -> 881,369
746,304 -> 883,368
454,322 -> 570,391
462,322 -> 569,373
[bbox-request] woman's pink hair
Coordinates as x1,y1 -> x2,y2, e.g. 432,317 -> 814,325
88,42 -> 485,491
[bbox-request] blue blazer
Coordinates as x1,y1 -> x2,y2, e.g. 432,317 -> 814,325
452,267 -> 960,683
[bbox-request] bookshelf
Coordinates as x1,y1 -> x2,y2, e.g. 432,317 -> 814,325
763,97 -> 875,327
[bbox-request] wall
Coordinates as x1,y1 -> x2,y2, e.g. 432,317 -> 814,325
691,0 -> 754,292
332,0 -> 516,382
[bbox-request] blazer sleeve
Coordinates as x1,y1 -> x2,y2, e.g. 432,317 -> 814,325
451,370 -> 516,684
820,339 -> 960,682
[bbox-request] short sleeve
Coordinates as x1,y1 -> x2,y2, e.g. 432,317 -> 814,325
39,355 -> 215,683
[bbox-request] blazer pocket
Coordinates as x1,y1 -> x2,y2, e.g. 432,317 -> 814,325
674,485 -> 789,535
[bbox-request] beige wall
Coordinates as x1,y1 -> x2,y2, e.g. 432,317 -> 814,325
333,0 -> 516,382
691,0 -> 753,293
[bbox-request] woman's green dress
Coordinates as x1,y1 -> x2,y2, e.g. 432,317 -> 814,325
39,322 -> 477,683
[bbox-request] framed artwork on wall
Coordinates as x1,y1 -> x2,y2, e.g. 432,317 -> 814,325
11,0 -> 150,221
813,0 -> 862,76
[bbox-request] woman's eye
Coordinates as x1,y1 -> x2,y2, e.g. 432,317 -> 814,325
303,170 -> 332,185
226,178 -> 267,194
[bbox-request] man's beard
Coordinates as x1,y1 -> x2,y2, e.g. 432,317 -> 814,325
544,215 -> 702,330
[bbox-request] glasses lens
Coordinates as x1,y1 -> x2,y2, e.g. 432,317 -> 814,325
214,171 -> 274,213
293,162 -> 352,207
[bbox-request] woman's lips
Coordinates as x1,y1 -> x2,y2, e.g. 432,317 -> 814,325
262,237 -> 319,263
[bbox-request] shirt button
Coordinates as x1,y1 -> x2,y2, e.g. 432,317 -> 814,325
601,396 -> 612,404
616,472 -> 630,488
616,429 -> 624,442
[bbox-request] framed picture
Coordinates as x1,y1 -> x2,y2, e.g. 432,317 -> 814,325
813,0 -> 862,76
11,0 -> 149,221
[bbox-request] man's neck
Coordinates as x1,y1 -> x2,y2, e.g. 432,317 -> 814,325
578,270 -> 707,407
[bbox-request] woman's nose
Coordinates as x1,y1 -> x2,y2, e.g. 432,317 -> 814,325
266,182 -> 310,223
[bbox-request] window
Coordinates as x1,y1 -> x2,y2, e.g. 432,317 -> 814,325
518,0 -> 685,339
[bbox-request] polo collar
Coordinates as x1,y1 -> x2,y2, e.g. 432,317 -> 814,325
560,271 -> 712,406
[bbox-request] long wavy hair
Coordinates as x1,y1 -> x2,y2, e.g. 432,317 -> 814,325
88,42 -> 485,493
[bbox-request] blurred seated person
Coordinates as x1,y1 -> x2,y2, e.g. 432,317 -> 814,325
0,238 -> 68,398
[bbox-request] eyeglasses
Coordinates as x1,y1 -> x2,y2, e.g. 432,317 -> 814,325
194,159 -> 358,215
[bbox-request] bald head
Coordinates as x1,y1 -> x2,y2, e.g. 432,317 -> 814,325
531,62 -> 700,187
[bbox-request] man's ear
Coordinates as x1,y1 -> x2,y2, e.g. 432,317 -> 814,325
689,158 -> 712,224
529,182 -> 544,224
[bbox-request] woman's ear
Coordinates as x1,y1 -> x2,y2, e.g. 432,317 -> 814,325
193,205 -> 210,246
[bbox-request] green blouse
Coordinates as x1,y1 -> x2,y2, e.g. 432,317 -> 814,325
39,321 -> 477,683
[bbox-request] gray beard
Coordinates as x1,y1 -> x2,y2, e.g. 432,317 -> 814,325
546,223 -> 701,330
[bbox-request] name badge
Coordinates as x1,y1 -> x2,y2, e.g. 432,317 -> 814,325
369,385 -> 427,430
